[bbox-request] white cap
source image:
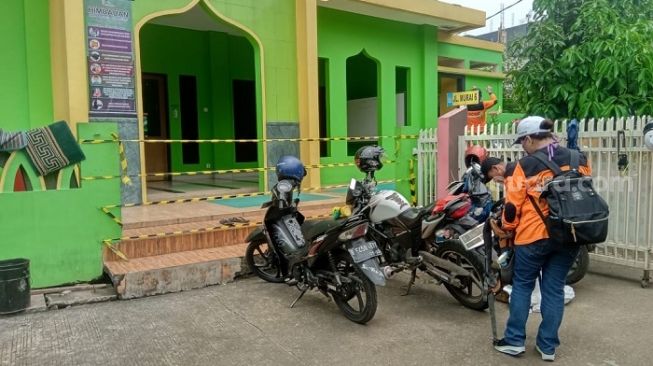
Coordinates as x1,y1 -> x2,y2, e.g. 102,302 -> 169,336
514,116 -> 550,144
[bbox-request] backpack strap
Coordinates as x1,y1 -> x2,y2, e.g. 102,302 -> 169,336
530,151 -> 563,175
569,149 -> 580,171
527,195 -> 547,224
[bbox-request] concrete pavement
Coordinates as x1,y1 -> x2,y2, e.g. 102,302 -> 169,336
1,261 -> 651,366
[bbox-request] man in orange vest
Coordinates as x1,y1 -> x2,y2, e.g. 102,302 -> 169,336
467,85 -> 498,130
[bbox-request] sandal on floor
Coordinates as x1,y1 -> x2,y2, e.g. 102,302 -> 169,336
219,218 -> 235,226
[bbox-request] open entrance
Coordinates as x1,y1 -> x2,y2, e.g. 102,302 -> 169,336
346,51 -> 379,156
139,4 -> 261,202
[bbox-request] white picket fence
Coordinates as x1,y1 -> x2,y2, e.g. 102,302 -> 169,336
417,116 -> 653,285
415,128 -> 438,207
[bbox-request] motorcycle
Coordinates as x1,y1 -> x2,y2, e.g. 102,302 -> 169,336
345,170 -> 489,310
244,178 -> 385,324
441,164 -> 592,285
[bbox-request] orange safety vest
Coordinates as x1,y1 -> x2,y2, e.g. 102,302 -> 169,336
467,93 -> 497,129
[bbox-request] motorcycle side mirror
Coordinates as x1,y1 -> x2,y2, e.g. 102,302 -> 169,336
346,179 -> 363,205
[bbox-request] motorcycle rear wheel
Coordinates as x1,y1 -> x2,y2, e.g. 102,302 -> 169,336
245,241 -> 284,283
566,246 -> 589,285
331,252 -> 378,324
435,240 -> 488,311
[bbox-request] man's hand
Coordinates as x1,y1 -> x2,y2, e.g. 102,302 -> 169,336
490,218 -> 514,249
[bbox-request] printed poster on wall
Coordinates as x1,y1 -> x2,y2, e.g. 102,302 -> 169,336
84,0 -> 136,119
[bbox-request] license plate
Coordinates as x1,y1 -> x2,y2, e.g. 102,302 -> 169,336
459,223 -> 485,251
348,240 -> 382,263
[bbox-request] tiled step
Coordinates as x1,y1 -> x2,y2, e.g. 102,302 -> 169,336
104,244 -> 248,299
122,198 -> 343,229
104,205 -> 336,261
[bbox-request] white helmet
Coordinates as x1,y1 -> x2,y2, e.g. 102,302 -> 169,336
644,122 -> 653,151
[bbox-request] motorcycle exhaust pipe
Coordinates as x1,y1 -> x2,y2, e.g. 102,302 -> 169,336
383,266 -> 395,279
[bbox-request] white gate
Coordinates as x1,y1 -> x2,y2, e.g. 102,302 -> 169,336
415,128 -> 437,207
459,116 -> 653,286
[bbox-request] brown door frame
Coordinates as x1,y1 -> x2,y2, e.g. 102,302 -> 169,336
142,72 -> 170,181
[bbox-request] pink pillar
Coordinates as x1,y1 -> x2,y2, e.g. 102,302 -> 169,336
437,108 -> 468,198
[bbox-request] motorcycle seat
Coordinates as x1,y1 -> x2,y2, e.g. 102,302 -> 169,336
398,207 -> 423,228
302,218 -> 341,241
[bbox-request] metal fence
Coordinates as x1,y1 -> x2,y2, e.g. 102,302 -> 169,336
415,128 -> 438,207
417,116 -> 653,285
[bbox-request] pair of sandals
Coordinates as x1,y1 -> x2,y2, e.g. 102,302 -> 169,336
219,216 -> 250,226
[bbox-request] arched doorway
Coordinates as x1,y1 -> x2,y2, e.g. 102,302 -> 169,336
136,2 -> 263,201
345,51 -> 380,156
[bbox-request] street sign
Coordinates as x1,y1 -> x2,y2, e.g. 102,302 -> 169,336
446,90 -> 480,107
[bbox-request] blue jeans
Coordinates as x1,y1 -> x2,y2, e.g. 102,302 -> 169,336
504,239 -> 579,354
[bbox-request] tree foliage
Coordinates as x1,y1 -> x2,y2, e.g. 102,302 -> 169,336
510,0 -> 653,118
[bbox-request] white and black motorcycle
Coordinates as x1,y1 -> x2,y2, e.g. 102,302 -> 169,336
343,146 -> 488,310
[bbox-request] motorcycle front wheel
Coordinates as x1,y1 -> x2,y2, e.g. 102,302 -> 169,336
435,240 -> 488,311
331,252 -> 378,324
245,241 -> 284,283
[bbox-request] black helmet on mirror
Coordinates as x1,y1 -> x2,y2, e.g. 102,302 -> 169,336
354,145 -> 384,173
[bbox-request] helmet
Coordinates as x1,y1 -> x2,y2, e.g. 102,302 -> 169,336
644,121 -> 653,151
354,145 -> 384,173
275,155 -> 306,183
464,145 -> 488,168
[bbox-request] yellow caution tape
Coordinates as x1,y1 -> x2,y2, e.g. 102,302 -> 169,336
409,159 -> 417,207
83,160 -> 397,181
101,179 -> 403,210
101,207 -> 123,227
112,133 -> 132,186
81,134 -> 418,144
102,240 -> 129,261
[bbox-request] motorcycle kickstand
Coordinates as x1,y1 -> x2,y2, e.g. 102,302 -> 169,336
402,269 -> 418,296
290,287 -> 308,308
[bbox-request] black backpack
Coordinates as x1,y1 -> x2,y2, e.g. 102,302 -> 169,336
527,150 -> 609,246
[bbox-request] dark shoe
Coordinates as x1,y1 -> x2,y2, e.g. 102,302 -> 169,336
535,345 -> 555,362
495,290 -> 510,303
494,339 -> 525,357
219,218 -> 235,226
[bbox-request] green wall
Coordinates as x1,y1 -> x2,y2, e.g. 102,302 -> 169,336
0,0 -> 53,130
439,42 -> 504,117
0,124 -> 121,288
0,2 -> 121,288
133,0 -> 298,123
317,7 -> 438,198
438,43 -> 503,71
140,24 -> 257,172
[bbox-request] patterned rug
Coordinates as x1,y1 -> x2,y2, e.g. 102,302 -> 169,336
0,129 -> 27,152
25,121 -> 86,176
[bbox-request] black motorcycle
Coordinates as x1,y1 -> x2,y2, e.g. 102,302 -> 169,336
244,179 -> 385,324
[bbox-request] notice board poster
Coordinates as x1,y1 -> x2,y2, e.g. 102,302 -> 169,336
85,0 -> 137,119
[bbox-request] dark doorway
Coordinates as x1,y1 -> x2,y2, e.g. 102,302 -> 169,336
318,58 -> 329,157
179,75 -> 200,165
142,73 -> 170,181
232,79 -> 257,162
